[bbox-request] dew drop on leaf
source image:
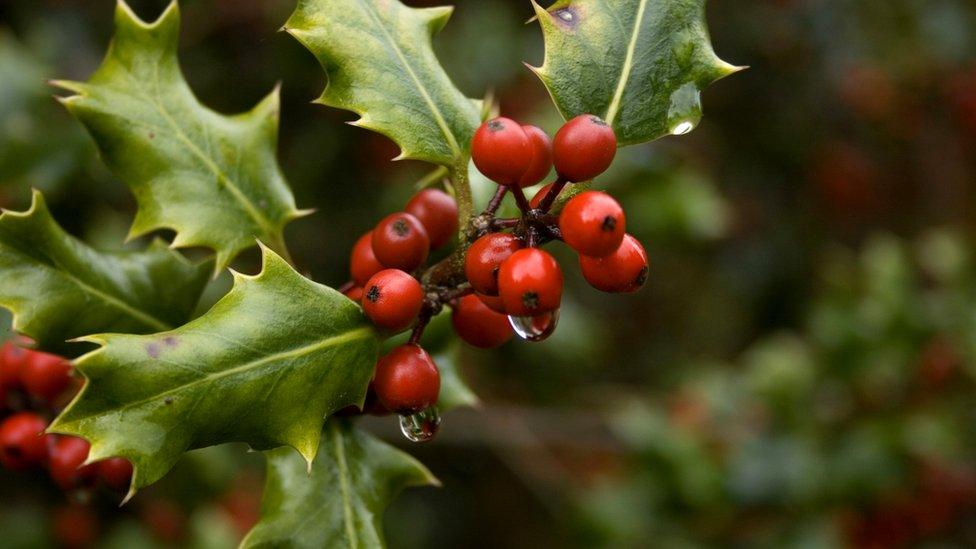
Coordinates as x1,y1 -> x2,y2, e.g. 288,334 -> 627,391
666,82 -> 703,136
399,407 -> 441,443
508,309 -> 559,342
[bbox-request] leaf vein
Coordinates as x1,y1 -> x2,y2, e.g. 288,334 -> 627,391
69,327 -> 374,423
355,0 -> 461,159
605,0 -> 650,126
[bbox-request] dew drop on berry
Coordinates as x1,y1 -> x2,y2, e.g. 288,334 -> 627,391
399,407 -> 441,443
508,309 -> 559,342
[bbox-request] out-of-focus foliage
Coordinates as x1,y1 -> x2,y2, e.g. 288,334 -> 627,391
0,31 -> 92,203
578,231 -> 976,547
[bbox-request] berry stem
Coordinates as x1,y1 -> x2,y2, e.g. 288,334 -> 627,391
484,187 -> 508,216
537,176 -> 568,213
408,315 -> 430,345
511,186 -> 532,214
490,218 -> 520,230
450,161 -> 475,244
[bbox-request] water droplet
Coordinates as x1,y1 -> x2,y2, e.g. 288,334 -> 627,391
508,309 -> 559,342
666,82 -> 702,137
399,407 -> 441,443
671,121 -> 695,135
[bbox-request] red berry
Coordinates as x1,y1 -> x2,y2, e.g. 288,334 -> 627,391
529,183 -> 555,210
350,232 -> 384,286
362,269 -> 423,331
49,435 -> 98,490
0,412 -> 49,470
498,248 -> 563,316
464,233 -> 522,295
452,295 -> 514,349
21,351 -> 72,402
373,344 -> 440,413
518,125 -> 553,187
52,504 -> 99,548
142,499 -> 187,544
553,114 -> 617,182
476,292 -> 508,314
579,234 -> 648,293
405,189 -> 458,249
372,212 -> 430,272
0,340 -> 29,392
98,457 -> 134,492
343,286 -> 364,302
559,191 -> 626,257
471,117 -> 533,186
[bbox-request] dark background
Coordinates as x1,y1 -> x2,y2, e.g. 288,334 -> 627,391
1,0 -> 976,547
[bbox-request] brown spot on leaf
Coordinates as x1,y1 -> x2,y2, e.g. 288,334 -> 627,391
146,343 -> 160,359
163,336 -> 178,347
551,6 -> 580,29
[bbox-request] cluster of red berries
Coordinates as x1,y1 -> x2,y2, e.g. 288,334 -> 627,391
340,114 -> 648,427
467,114 -> 649,309
340,187 -> 460,418
0,339 -> 133,494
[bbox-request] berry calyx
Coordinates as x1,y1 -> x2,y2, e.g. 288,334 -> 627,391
553,114 -> 617,182
405,188 -> 459,249
471,117 -> 534,186
373,344 -> 440,414
451,295 -> 515,349
372,212 -> 430,272
518,125 -> 553,187
48,435 -> 98,490
498,248 -> 563,316
98,457 -> 134,492
350,232 -> 384,286
579,234 -> 649,293
362,269 -> 424,331
0,412 -> 49,470
559,191 -> 626,257
465,233 -> 522,296
21,351 -> 72,403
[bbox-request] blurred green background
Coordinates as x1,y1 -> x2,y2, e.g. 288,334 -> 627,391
2,0 -> 976,547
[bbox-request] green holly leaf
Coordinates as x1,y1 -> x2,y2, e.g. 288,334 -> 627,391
530,0 -> 741,145
285,0 -> 481,167
0,191 -> 209,355
434,343 -> 479,413
53,1 -> 305,270
50,246 -> 380,494
243,421 -> 437,549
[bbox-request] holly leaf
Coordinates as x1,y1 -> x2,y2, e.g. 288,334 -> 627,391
50,246 -> 380,494
530,0 -> 741,145
285,0 -> 481,167
435,343 -> 479,413
53,1 -> 305,270
0,190 -> 209,355
242,421 -> 437,549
